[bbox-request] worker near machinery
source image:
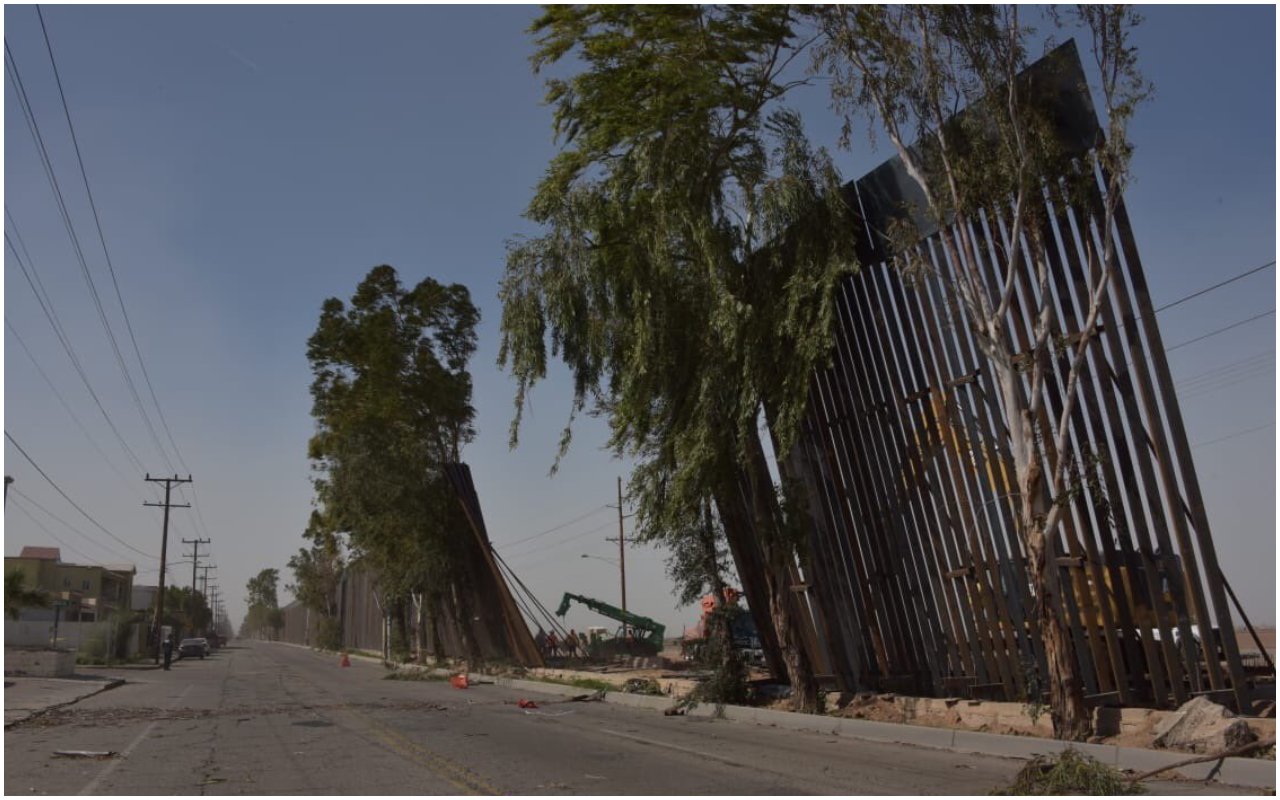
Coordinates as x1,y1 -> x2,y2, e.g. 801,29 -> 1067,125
534,629 -> 547,657
565,629 -> 579,659
546,630 -> 559,658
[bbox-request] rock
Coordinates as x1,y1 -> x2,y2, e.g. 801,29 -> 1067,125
1153,696 -> 1259,754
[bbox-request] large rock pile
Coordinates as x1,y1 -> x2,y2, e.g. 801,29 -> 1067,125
1153,696 -> 1258,754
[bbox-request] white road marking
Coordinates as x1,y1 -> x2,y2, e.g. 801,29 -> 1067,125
78,684 -> 194,796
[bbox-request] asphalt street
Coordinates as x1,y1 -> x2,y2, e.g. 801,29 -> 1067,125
1,641 -> 1252,795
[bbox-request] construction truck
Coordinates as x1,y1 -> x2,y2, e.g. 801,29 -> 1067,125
681,587 -> 765,666
555,592 -> 665,657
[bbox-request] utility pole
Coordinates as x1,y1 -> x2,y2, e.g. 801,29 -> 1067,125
183,538 -> 211,593
198,564 -> 216,596
616,477 -> 626,615
145,474 -> 192,663
605,477 -> 633,634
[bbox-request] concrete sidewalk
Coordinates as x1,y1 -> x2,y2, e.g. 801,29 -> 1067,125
4,675 -> 124,728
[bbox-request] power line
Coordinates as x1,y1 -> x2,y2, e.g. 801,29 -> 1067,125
1154,260 -> 1275,315
1192,422 -> 1275,450
4,36 -> 176,475
10,487 -> 136,565
499,505 -> 610,549
5,229 -> 148,473
1173,350 -> 1274,390
36,5 -> 189,475
5,318 -> 138,491
5,430 -> 155,559
501,520 -> 618,561
9,496 -> 98,564
1164,309 -> 1275,355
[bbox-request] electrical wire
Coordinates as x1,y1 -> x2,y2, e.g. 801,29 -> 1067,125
1153,261 -> 1275,315
9,496 -> 100,564
1192,422 -> 1275,450
501,520 -> 617,562
1164,310 -> 1275,355
4,37 -> 176,475
10,486 -> 143,566
5,230 -> 148,473
5,430 -> 156,560
499,505 -> 611,549
36,6 -> 188,475
6,318 -> 139,492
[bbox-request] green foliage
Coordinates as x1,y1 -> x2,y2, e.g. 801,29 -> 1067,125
5,568 -> 49,620
568,677 -> 614,693
157,585 -> 212,639
501,12 -> 857,702
306,265 -> 479,609
692,604 -> 749,707
502,5 -> 856,467
992,749 -> 1144,796
246,568 -> 280,610
315,616 -> 343,652
287,525 -> 344,647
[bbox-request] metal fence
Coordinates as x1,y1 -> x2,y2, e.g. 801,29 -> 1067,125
275,463 -> 541,667
781,41 -> 1255,711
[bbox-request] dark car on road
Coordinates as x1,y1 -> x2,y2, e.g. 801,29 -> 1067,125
179,638 -> 209,659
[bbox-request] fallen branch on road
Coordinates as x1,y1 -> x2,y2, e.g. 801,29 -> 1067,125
1126,737 -> 1276,784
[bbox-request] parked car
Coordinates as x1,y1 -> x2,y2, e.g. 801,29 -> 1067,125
179,637 -> 209,659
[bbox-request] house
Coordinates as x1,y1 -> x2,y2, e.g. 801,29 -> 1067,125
5,547 -> 136,622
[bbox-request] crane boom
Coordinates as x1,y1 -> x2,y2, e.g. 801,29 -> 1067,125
555,592 -> 666,652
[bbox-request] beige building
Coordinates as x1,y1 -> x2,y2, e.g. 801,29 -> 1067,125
6,546 -> 135,622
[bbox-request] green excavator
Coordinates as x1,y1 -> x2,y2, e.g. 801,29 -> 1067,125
555,592 -> 666,657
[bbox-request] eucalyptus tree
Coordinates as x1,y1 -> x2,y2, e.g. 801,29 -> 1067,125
306,265 -> 480,660
811,5 -> 1149,740
499,6 -> 859,712
287,514 -> 345,649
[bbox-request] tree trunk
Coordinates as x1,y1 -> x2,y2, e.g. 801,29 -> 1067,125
425,590 -> 443,660
702,501 -> 743,701
742,433 -> 821,715
1017,446 -> 1091,741
451,580 -> 482,666
713,485 -> 788,680
1025,527 -> 1091,741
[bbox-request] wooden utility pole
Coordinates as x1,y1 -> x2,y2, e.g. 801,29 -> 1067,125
198,564 -> 215,597
605,477 -> 632,639
616,477 -> 626,616
145,474 -> 191,663
183,538 -> 211,593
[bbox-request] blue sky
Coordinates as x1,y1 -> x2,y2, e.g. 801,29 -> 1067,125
3,5 -> 1275,636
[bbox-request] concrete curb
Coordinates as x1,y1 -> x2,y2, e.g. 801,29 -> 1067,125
4,677 -> 125,729
258,644 -> 1276,791
489,675 -> 1275,790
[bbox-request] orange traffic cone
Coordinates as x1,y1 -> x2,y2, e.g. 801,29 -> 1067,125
340,652 -> 351,668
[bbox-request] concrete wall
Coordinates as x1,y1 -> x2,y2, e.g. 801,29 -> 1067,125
4,647 -> 76,677
4,619 -> 143,658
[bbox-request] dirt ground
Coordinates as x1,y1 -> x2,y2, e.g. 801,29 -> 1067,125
1237,627 -> 1275,657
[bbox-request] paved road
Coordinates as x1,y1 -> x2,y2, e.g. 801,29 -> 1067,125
1,641 -> 1250,795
